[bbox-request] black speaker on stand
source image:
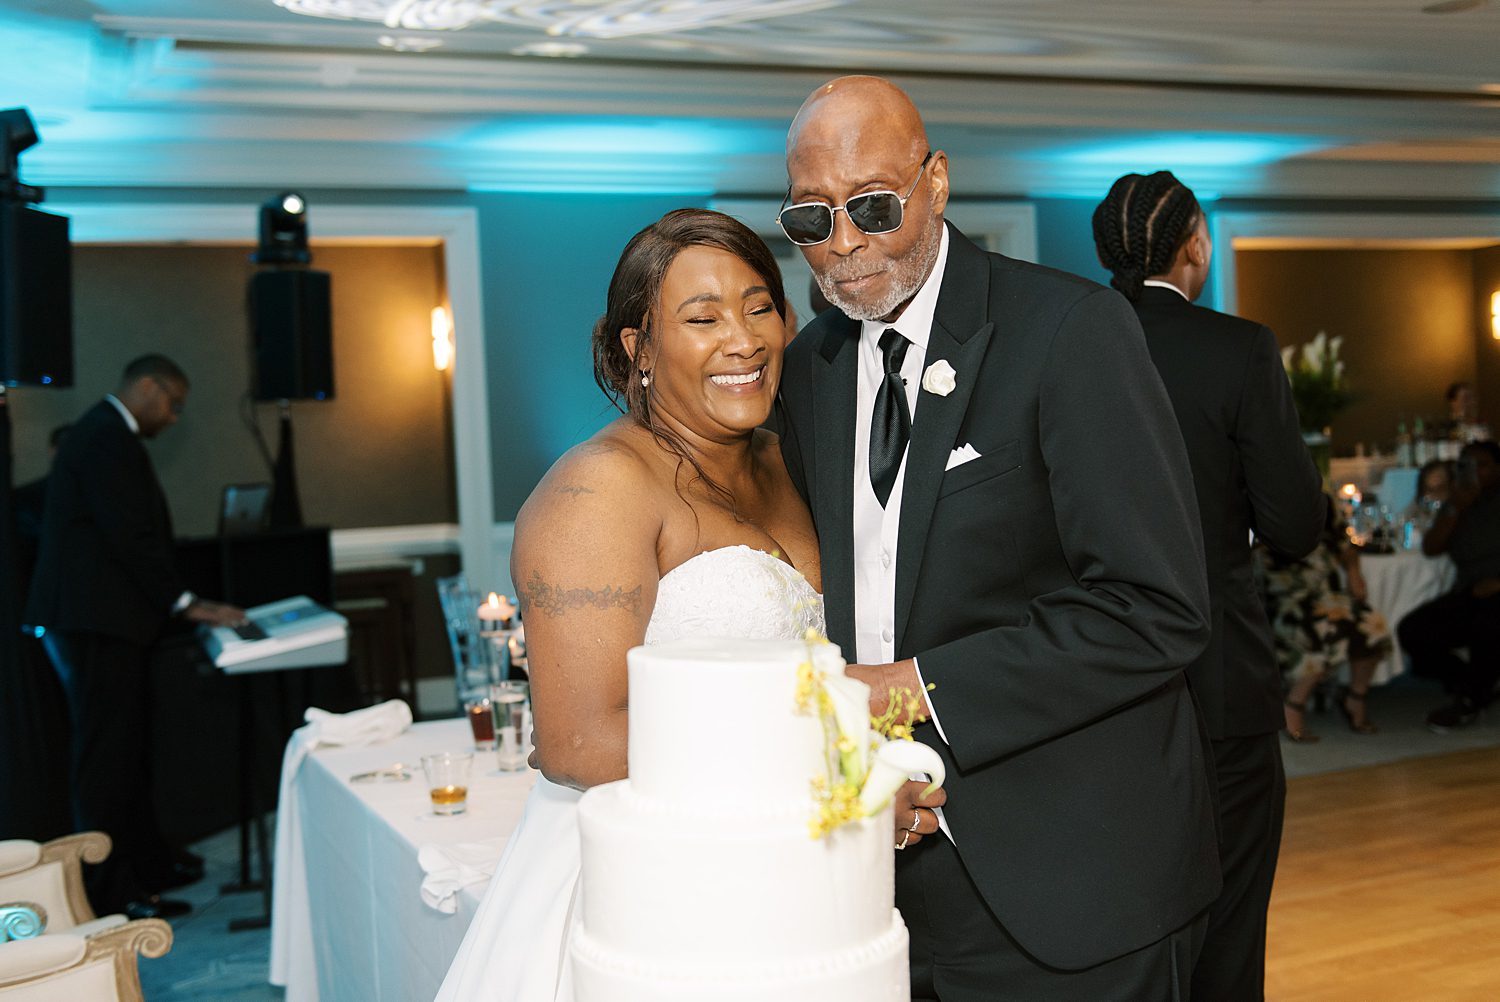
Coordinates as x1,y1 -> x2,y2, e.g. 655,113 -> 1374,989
248,191 -> 333,530
1,107 -> 74,840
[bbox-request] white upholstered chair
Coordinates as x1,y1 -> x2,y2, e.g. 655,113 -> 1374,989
0,833 -> 129,938
0,918 -> 172,1001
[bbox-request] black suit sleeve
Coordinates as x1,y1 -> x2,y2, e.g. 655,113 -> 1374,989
81,438 -> 185,615
918,290 -> 1212,771
1236,326 -> 1326,558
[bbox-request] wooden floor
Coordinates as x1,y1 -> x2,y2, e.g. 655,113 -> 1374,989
1266,746 -> 1500,1001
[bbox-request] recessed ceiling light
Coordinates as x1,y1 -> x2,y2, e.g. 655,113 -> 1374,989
1421,0 -> 1488,13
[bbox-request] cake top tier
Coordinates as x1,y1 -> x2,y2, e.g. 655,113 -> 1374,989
625,638 -> 851,810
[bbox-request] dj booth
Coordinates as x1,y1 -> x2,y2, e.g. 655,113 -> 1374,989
152,527 -> 362,850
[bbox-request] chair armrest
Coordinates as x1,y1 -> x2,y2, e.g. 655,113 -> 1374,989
80,918 -> 173,1000
72,914 -> 130,939
0,934 -> 87,986
36,833 -> 111,925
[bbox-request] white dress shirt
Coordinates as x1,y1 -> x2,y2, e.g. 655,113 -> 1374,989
851,226 -> 953,841
1142,278 -> 1189,300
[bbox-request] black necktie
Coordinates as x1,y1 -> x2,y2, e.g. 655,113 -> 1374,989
870,328 -> 911,508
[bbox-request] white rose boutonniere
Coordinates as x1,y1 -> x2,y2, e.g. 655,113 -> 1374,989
921,359 -> 957,396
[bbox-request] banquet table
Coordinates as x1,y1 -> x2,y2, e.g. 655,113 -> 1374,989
272,718 -> 536,1002
1358,549 -> 1456,684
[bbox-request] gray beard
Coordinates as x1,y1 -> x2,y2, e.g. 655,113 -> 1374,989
816,217 -> 943,322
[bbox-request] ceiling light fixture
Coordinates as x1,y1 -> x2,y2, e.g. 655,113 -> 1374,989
274,0 -> 851,38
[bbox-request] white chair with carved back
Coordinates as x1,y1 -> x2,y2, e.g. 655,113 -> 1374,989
0,833 -> 128,938
0,918 -> 172,1002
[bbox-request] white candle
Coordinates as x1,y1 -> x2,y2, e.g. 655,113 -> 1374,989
478,592 -> 516,625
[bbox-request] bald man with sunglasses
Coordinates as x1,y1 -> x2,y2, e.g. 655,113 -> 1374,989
775,76 -> 1221,1001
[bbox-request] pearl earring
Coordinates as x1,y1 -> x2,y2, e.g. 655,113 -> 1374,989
640,372 -> 650,388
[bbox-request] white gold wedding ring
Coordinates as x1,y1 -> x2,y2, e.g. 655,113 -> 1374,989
910,808 -> 921,832
896,829 -> 912,850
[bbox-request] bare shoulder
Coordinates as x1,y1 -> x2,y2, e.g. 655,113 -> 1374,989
513,421 -> 663,570
518,423 -> 656,521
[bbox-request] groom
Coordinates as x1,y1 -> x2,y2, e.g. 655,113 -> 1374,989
776,76 -> 1221,1000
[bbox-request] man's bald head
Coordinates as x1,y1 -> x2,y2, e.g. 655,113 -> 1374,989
787,75 -> 929,165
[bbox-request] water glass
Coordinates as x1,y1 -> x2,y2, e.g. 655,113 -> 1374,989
421,751 -> 473,816
490,680 -> 532,772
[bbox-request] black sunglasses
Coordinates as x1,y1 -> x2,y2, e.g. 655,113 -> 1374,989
776,152 -> 933,247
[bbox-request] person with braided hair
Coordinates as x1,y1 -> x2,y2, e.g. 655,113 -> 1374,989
1094,171 -> 1327,1002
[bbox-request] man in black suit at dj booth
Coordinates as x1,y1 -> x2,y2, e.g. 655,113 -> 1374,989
27,354 -> 245,919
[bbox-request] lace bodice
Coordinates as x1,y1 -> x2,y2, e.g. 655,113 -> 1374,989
643,545 -> 824,646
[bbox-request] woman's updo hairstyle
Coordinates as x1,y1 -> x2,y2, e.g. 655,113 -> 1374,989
1091,171 -> 1202,302
592,208 -> 786,423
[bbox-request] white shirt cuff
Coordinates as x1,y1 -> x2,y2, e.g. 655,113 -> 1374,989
911,656 -> 949,746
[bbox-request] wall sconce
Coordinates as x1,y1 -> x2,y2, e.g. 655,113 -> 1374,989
1491,290 -> 1499,340
431,306 -> 453,370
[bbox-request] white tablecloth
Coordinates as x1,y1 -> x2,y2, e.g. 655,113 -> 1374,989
272,718 -> 536,1002
1359,550 -> 1456,684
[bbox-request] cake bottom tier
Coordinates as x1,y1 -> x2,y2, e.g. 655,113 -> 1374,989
570,908 -> 910,1002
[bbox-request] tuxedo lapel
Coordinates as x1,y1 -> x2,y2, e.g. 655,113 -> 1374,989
812,317 -> 860,651
894,227 -> 995,647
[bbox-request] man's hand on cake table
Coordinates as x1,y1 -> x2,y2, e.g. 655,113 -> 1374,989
892,780 -> 946,850
844,659 -> 932,725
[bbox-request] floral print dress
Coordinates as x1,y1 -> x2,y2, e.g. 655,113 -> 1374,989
1258,520 -> 1393,684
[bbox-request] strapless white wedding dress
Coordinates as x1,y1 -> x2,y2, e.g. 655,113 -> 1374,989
435,545 -> 824,1002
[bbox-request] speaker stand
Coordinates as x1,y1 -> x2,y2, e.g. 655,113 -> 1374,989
269,400 -> 303,529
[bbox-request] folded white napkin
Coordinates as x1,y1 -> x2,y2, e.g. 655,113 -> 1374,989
270,699 -> 413,995
303,699 -> 413,747
418,837 -> 508,914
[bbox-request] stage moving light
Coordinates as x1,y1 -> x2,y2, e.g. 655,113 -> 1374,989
253,190 -> 311,266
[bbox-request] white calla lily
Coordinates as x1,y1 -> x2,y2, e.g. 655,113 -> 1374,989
858,738 -> 946,816
822,671 -> 873,782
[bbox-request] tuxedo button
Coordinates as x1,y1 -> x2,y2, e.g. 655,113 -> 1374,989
881,628 -> 893,643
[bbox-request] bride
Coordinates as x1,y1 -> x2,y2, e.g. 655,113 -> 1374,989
436,209 -> 943,1001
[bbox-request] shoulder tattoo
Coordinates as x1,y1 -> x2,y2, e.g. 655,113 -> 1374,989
554,484 -> 595,498
520,570 -> 642,618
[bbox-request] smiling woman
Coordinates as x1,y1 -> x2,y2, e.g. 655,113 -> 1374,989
433,207 -> 835,1001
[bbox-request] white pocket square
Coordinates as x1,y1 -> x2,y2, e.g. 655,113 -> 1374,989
945,443 -> 982,471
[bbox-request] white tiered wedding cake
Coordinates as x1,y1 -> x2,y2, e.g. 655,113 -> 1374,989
569,637 -> 911,1001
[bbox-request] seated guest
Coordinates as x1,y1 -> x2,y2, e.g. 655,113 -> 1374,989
1400,440 -> 1500,731
1260,498 -> 1392,740
1417,458 -> 1455,506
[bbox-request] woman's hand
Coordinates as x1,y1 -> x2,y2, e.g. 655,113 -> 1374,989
890,778 -> 947,851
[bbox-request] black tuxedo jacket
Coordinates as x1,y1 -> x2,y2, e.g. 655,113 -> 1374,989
1133,285 -> 1326,739
778,225 -> 1221,970
26,401 -> 185,646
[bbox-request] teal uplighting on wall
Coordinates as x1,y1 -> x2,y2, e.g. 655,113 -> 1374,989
461,116 -> 782,156
476,190 -> 715,520
1048,134 -> 1326,170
